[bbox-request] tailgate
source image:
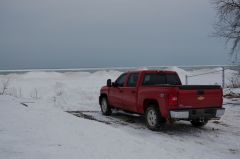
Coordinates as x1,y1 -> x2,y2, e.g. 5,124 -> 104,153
177,85 -> 223,109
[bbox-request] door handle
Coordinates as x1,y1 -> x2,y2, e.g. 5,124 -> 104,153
131,90 -> 136,94
119,90 -> 123,93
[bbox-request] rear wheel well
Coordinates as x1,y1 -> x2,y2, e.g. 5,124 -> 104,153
143,99 -> 159,112
143,99 -> 166,121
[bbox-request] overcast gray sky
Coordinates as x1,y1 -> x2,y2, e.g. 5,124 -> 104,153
0,0 -> 230,69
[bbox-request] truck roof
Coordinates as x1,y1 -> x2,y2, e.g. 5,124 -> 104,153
127,70 -> 177,74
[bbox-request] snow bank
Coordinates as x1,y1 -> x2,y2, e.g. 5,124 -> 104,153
165,66 -> 189,83
0,70 -> 122,111
187,68 -> 237,86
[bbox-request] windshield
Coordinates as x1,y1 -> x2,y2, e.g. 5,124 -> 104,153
142,73 -> 181,86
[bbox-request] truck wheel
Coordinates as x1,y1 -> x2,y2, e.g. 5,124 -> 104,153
145,106 -> 165,131
100,97 -> 112,116
191,119 -> 208,127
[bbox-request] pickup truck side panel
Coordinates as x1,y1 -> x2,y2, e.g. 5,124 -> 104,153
108,87 -> 123,108
137,87 -> 178,118
121,87 -> 138,112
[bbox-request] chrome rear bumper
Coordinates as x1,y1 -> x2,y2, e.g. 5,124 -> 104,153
170,108 -> 225,120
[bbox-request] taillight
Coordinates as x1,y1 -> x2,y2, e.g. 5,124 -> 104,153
168,94 -> 178,107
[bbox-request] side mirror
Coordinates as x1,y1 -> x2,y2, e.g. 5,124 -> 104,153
107,79 -> 112,87
112,82 -> 116,87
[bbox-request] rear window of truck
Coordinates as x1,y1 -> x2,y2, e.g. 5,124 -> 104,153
142,73 -> 181,86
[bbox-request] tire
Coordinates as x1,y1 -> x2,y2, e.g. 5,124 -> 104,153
191,119 -> 208,127
145,106 -> 165,131
100,97 -> 112,116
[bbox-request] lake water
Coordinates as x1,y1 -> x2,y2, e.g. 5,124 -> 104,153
0,65 -> 239,75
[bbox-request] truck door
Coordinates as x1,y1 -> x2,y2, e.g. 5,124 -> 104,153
122,73 -> 139,112
108,73 -> 127,108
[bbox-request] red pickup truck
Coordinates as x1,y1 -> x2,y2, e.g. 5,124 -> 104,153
99,70 -> 225,130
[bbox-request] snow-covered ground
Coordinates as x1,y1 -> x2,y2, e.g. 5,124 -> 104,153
0,67 -> 240,159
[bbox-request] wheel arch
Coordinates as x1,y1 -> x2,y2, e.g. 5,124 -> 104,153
99,93 -> 108,105
143,99 -> 159,112
142,98 -> 167,119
